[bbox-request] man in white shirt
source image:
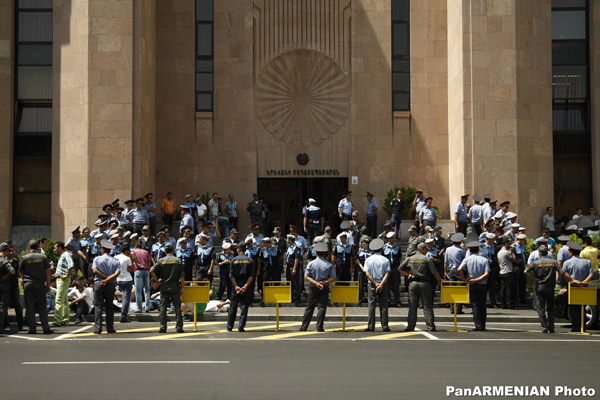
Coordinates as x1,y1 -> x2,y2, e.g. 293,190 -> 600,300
68,277 -> 94,324
115,247 -> 134,323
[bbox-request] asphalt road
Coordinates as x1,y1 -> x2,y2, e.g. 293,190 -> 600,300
2,321 -> 599,400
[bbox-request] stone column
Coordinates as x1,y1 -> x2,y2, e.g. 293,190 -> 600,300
446,0 -> 552,236
0,0 -> 13,240
52,0 -> 139,239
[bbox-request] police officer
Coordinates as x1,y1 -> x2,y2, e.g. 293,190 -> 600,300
66,226 -> 85,275
322,226 -> 334,254
390,190 -> 404,239
561,241 -> 594,332
285,234 -> 303,304
525,245 -> 561,333
260,237 -> 281,284
481,232 -> 498,308
19,240 -> 53,334
151,243 -> 185,333
0,243 -> 16,334
458,241 -> 491,331
130,198 -> 150,235
356,237 -> 372,303
227,243 -> 256,332
144,193 -> 157,235
180,204 -> 195,234
454,194 -> 469,234
425,238 -> 443,303
412,190 -> 426,228
247,193 -> 266,234
304,198 -> 324,245
366,192 -> 379,238
363,238 -> 391,332
176,237 -> 194,282
217,242 -> 234,300
300,243 -> 337,332
469,195 -> 483,235
195,233 -> 215,284
333,233 -> 353,281
444,233 -> 466,313
91,240 -> 121,334
244,236 -> 260,296
399,243 -> 442,332
383,232 -> 402,307
337,191 -> 354,221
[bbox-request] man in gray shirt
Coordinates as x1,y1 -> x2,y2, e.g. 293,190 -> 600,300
399,243 -> 442,332
497,237 -> 517,309
363,238 -> 391,332
92,240 -> 121,334
561,242 -> 594,332
525,245 -> 561,333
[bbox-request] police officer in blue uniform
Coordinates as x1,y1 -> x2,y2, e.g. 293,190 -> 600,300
259,237 -> 281,284
300,243 -> 337,332
91,240 -> 121,334
130,198 -> 150,235
383,231 -> 402,307
333,233 -> 354,282
363,238 -> 391,332
561,242 -> 594,332
389,190 -> 404,239
304,198 -> 324,245
337,191 -> 354,222
444,233 -> 466,313
217,242 -> 234,300
144,193 -> 157,235
285,234 -> 303,304
481,232 -> 499,308
244,236 -> 260,297
458,241 -> 491,331
85,233 -> 104,282
176,237 -> 195,282
356,237 -> 372,303
195,233 -> 215,284
454,194 -> 469,235
227,243 -> 256,332
469,195 -> 483,235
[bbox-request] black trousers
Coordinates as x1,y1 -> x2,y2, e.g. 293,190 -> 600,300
159,291 -> 183,331
500,273 -> 516,308
163,214 -> 174,230
307,223 -> 321,245
533,284 -> 555,331
391,213 -> 402,238
218,266 -> 232,300
367,281 -> 389,330
23,281 -> 50,333
487,263 -> 499,306
470,284 -> 487,330
286,263 -> 303,303
0,288 -> 9,333
472,222 -> 482,236
515,265 -> 527,303
70,300 -> 90,319
227,285 -> 253,330
94,282 -> 116,333
388,266 -> 401,305
456,221 -> 468,235
335,264 -> 351,282
196,264 -> 213,285
367,215 -> 377,238
301,286 -> 329,331
7,285 -> 24,329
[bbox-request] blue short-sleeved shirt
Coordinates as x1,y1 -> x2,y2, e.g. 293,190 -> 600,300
363,253 -> 391,283
562,256 -> 593,281
419,206 -> 437,223
454,201 -> 468,222
367,200 -> 378,216
305,257 -> 336,282
445,245 -> 466,273
459,254 -> 490,285
338,198 -> 353,216
131,208 -> 149,224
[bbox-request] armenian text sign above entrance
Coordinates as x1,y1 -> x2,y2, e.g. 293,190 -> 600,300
265,169 -> 341,177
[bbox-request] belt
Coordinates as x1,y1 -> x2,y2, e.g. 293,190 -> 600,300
309,220 -> 320,224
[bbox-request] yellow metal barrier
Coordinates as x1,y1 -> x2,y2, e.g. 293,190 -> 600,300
331,281 -> 359,331
263,281 -> 292,331
182,281 -> 211,332
568,282 -> 597,335
441,281 -> 470,332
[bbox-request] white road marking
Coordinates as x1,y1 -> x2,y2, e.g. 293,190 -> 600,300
22,361 -> 230,365
55,325 -> 93,340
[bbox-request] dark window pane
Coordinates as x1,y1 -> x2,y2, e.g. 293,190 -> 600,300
19,11 -> 53,41
393,73 -> 410,92
552,66 -> 587,99
392,0 -> 409,21
393,92 -> 410,111
553,132 -> 590,155
552,103 -> 589,131
554,156 -> 591,192
18,44 -> 52,65
19,0 -> 53,9
393,23 -> 409,56
552,11 -> 586,39
197,24 -> 212,56
552,42 -> 586,65
18,107 -> 52,133
552,0 -> 586,8
393,59 -> 410,72
13,193 -> 51,225
196,0 -> 214,21
196,73 -> 213,91
197,93 -> 213,111
196,59 -> 213,72
14,135 -> 52,158
14,158 -> 52,192
18,66 -> 52,99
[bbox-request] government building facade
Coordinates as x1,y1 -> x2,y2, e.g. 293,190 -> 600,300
0,0 -> 598,240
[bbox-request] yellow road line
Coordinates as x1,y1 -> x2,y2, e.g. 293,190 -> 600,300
141,322 -> 302,340
361,331 -> 423,340
73,322 -> 217,337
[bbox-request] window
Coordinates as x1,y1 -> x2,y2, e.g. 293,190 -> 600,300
392,0 -> 410,111
14,0 -> 52,225
195,0 -> 214,112
552,0 -> 591,218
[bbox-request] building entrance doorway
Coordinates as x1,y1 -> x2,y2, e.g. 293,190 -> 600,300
257,178 -> 348,235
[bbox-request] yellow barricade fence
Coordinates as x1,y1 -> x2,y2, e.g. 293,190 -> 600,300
182,281 -> 211,332
568,282 -> 597,335
331,281 -> 359,331
263,281 -> 292,331
441,281 -> 470,332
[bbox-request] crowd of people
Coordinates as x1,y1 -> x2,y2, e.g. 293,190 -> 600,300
0,190 -> 598,335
